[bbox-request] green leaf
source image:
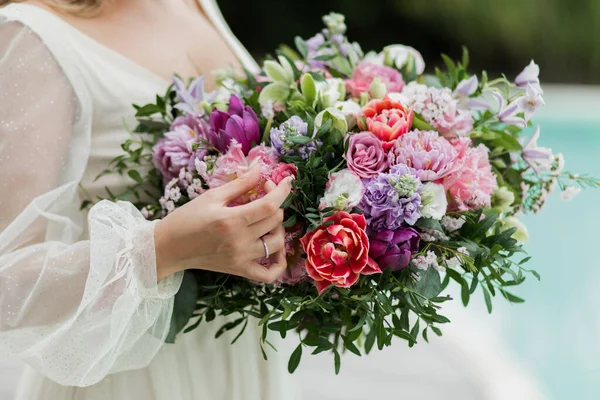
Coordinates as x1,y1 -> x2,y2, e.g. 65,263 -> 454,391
300,73 -> 317,108
349,313 -> 368,332
344,340 -> 362,357
482,286 -> 493,313
501,290 -> 525,303
415,217 -> 444,232
531,270 -> 541,281
364,325 -> 377,354
258,82 -> 290,106
165,271 -> 199,343
316,118 -> 333,137
282,214 -> 297,228
288,343 -> 303,373
334,349 -> 341,374
441,53 -> 457,82
412,113 -> 435,131
264,60 -> 290,83
461,46 -> 470,70
128,170 -> 143,184
491,132 -> 522,152
313,53 -> 337,61
287,135 -> 313,145
461,280 -> 470,306
412,267 -> 442,299
294,36 -> 309,59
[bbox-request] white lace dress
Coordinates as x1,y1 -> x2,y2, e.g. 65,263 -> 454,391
0,3 -> 299,399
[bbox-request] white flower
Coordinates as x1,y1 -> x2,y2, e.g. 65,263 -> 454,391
261,100 -> 275,120
315,78 -> 346,109
501,216 -> 529,243
420,182 -> 448,220
515,60 -> 542,93
383,45 -> 426,75
457,247 -> 469,255
441,215 -> 466,232
561,186 -> 581,202
315,106 -> 348,134
522,126 -> 554,174
413,250 -> 438,271
362,50 -> 384,65
334,100 -> 362,130
319,169 -> 364,211
323,12 -> 347,35
517,84 -> 545,121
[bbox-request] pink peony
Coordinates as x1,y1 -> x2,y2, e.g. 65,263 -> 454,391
388,130 -> 458,182
345,62 -> 405,98
271,163 -> 298,185
300,212 -> 381,294
358,98 -> 413,149
443,143 -> 498,211
345,132 -> 388,178
208,141 -> 279,205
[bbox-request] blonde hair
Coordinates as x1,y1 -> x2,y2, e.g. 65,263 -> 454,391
0,0 -> 105,17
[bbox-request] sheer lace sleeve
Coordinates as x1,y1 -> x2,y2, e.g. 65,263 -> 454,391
0,18 -> 183,387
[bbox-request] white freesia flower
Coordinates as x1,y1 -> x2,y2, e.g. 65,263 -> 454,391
383,45 -> 426,75
561,186 -> 581,202
315,78 -> 346,108
501,216 -> 529,243
315,107 -> 348,133
420,182 -> 448,220
319,170 -> 364,211
334,100 -> 362,130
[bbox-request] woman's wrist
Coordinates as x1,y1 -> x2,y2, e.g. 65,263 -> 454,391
154,219 -> 182,281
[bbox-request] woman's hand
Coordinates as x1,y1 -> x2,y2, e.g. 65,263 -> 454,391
154,166 -> 293,283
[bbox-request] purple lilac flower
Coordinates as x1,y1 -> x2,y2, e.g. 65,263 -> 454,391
172,76 -> 207,116
270,116 -> 320,159
369,227 -> 420,271
359,164 -> 423,232
208,95 -> 260,155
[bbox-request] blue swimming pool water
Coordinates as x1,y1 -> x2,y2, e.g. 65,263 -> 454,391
496,118 -> 600,399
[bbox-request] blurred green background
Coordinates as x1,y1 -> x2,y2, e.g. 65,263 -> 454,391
220,1 -> 600,399
221,0 -> 600,84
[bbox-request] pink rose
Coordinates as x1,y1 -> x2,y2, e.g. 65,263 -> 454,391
358,98 -> 413,149
345,132 -> 388,178
345,62 -> 405,98
300,212 -> 382,294
271,163 -> 298,185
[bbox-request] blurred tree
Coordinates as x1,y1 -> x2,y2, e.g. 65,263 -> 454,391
219,0 -> 600,84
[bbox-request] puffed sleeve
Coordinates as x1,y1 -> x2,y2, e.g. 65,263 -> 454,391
0,18 -> 183,386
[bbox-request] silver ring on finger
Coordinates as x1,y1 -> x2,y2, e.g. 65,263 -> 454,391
260,237 -> 270,258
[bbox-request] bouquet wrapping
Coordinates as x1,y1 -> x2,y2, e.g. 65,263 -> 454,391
96,13 -> 598,373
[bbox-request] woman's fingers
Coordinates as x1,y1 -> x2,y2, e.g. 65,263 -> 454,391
248,208 -> 284,238
236,177 -> 293,225
210,165 -> 262,204
248,225 -> 286,260
245,247 -> 288,284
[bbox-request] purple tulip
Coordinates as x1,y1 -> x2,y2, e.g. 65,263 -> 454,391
369,228 -> 420,271
208,95 -> 261,155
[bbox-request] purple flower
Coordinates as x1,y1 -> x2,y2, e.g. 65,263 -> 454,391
270,116 -> 319,159
172,76 -> 207,116
515,60 -> 542,92
522,125 -> 554,174
369,228 -> 420,271
153,125 -> 201,182
493,91 -> 526,129
208,95 -> 260,155
359,164 -> 423,232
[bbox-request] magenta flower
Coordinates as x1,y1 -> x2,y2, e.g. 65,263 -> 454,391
388,130 -> 458,182
345,132 -> 388,178
209,95 -> 260,155
369,227 -> 420,271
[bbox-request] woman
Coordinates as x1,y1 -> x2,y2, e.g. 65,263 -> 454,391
0,0 -> 297,399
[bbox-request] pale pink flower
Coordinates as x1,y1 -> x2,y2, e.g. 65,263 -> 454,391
443,144 -> 498,211
388,130 -> 458,182
346,62 -> 405,98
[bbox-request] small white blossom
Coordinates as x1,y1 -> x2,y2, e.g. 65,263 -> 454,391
383,45 -> 426,75
165,200 -> 176,213
501,216 -> 529,243
261,100 -> 275,120
319,170 -> 364,211
517,84 -> 545,121
316,78 -> 346,108
412,251 -> 439,271
561,186 -> 581,202
441,216 -> 466,232
457,247 -> 469,255
334,100 -> 362,130
420,183 -> 448,220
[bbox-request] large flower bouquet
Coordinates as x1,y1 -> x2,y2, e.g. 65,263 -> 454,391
100,13 -> 598,373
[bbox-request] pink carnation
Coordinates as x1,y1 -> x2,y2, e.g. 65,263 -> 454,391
271,163 -> 298,185
443,143 -> 498,211
388,130 -> 458,182
346,62 -> 405,98
208,141 -> 279,205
